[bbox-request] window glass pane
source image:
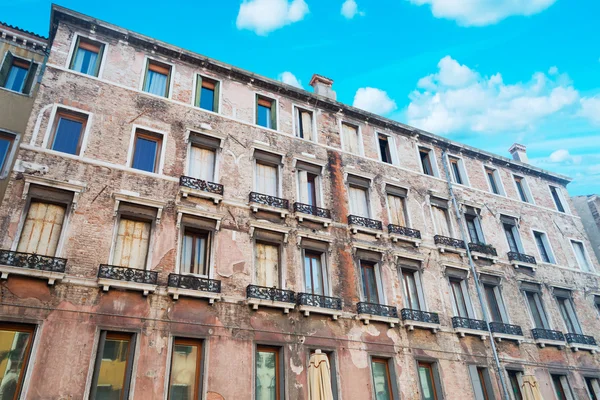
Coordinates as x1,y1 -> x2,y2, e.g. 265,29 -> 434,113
484,285 -> 503,322
0,326 -> 34,400
181,230 -> 209,275
296,110 -> 313,140
451,280 -> 468,317
420,150 -> 433,175
52,117 -> 83,155
503,224 -> 519,253
5,65 -> 28,92
256,349 -> 277,400
168,342 -> 200,400
132,136 -> 159,172
418,363 -> 437,400
515,178 -> 528,202
95,335 -> 131,400
402,271 -> 420,310
534,232 -> 551,263
508,371 -> 523,400
304,252 -> 324,296
257,105 -> 271,129
0,135 -> 12,171
557,297 -> 578,333
144,70 -> 168,96
487,170 -> 499,194
73,48 -> 98,75
585,378 -> 599,400
361,262 -> 379,304
371,360 -> 392,400
572,241 -> 591,271
551,187 -> 565,212
17,202 -> 66,257
199,86 -> 215,111
306,173 -> 318,206
552,375 -> 567,400
466,216 -> 480,243
378,135 -> 391,163
526,292 -> 545,328
451,160 -> 462,184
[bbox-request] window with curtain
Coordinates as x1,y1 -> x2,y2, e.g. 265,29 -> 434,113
256,96 -> 276,130
50,110 -> 87,155
295,107 -> 314,141
131,129 -> 162,173
360,261 -> 380,304
432,205 -> 451,237
0,53 -> 37,94
143,60 -> 171,97
195,75 -> 219,112
0,323 -> 35,400
419,147 -> 435,176
571,240 -> 592,272
180,229 -> 210,276
168,338 -> 202,400
507,370 -> 523,400
255,346 -> 280,400
417,362 -> 439,400
255,162 -> 279,197
387,194 -> 407,227
349,185 -> 370,218
17,201 -> 67,257
255,242 -> 280,288
0,131 -> 15,174
189,145 -> 216,182
485,167 -> 502,195
297,167 -> 320,207
524,290 -> 549,329
450,278 -> 470,318
112,217 -> 151,270
90,331 -> 135,400
341,123 -> 360,154
401,269 -> 422,311
468,366 -> 493,400
371,358 -> 393,400
304,250 -> 325,296
69,37 -> 103,76
555,294 -> 582,334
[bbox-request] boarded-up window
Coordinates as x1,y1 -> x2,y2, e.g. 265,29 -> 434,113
256,162 -> 278,197
349,186 -> 369,217
255,242 -> 280,288
295,108 -> 314,141
189,145 -> 216,182
341,123 -> 360,154
112,218 -> 151,269
432,205 -> 451,237
17,202 -> 67,257
387,194 -> 407,227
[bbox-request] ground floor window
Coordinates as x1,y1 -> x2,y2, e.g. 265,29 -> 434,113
90,331 -> 135,400
168,338 -> 202,400
0,323 -> 35,400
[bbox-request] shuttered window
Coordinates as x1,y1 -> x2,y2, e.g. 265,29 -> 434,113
555,294 -> 582,334
349,186 -> 369,217
112,218 -> 151,269
387,194 -> 407,227
468,366 -> 493,400
0,53 -> 38,95
256,96 -> 277,130
419,148 -> 435,176
378,134 -> 392,164
17,202 -> 67,257
255,242 -> 280,288
256,162 -> 278,197
0,131 -> 15,175
341,123 -> 360,154
432,205 -> 451,237
143,60 -> 171,97
195,75 -> 220,112
295,107 -> 314,141
485,168 -> 501,195
297,170 -> 319,206
189,145 -> 216,182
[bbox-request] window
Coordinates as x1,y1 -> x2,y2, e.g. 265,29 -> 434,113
255,242 -> 280,288
254,150 -> 281,197
513,176 -> 532,203
303,250 -> 326,296
112,203 -> 156,270
0,53 -> 38,94
48,110 -> 88,155
194,75 -> 219,112
585,377 -> 600,400
360,260 -> 380,304
377,134 -> 393,164
294,107 -> 315,141
143,59 -> 171,97
69,36 -> 104,76
371,358 -> 394,400
417,361 -> 440,400
448,156 -> 468,185
554,290 -> 582,334
401,268 -> 424,311
256,95 -> 277,130
482,282 -> 507,323
341,122 -> 360,155
348,175 -> 371,218
533,231 -> 554,264
507,370 -> 523,400
502,216 -> 522,253
181,228 -> 211,276
0,131 -> 15,175
449,276 -> 472,318
0,323 -> 35,400
522,286 -> 549,329
468,366 -> 494,400
595,297 -> 600,318
296,162 -> 322,207
386,186 -> 408,227
550,186 -> 566,213
255,346 -> 281,400
485,167 -> 503,195
551,374 -> 574,400
431,198 -> 451,237
419,147 -> 436,176
571,240 -> 592,272
131,129 -> 163,173
168,338 -> 202,400
464,208 -> 484,244
90,331 -> 135,400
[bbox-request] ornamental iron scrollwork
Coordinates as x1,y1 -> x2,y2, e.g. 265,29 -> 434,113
249,192 -> 289,210
168,273 -> 221,293
246,284 -> 295,303
293,202 -> 331,219
348,215 -> 383,231
565,333 -> 597,346
357,302 -> 398,318
297,293 -> 342,310
98,264 -> 158,285
180,175 -> 224,195
452,316 -> 488,331
468,242 -> 498,257
508,252 -> 537,265
489,322 -> 523,336
531,328 -> 565,342
0,250 -> 67,273
434,235 -> 466,249
401,308 -> 440,324
388,225 -> 422,239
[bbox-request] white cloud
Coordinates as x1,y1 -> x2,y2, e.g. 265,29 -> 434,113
408,0 -> 556,26
341,0 -> 364,19
548,66 -> 558,75
353,87 -> 397,115
548,149 -> 582,164
580,96 -> 600,125
236,0 -> 309,35
407,56 -> 579,135
278,71 -> 303,88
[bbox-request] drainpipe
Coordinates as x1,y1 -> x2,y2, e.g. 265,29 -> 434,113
441,149 -> 511,400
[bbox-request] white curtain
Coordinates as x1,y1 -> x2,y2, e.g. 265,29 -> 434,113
146,71 -> 167,96
256,163 -> 278,196
73,48 -> 97,75
189,146 -> 216,182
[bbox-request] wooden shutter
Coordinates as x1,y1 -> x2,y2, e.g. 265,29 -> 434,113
0,52 -> 14,86
112,218 -> 151,269
256,163 -> 278,196
189,145 -> 216,181
342,123 -> 359,154
387,194 -> 406,226
300,110 -> 313,141
297,170 -> 309,203
433,206 -> 450,237
255,242 -> 279,287
22,62 -> 38,95
349,186 -> 369,217
17,202 -> 66,257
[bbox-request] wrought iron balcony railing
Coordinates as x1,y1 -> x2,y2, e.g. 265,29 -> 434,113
401,309 -> 440,324
97,265 -> 158,285
388,225 -> 422,239
565,333 -> 597,346
293,202 -> 331,219
348,215 -> 383,231
452,316 -> 488,331
0,250 -> 67,273
532,328 -> 565,342
489,322 -> 523,336
508,252 -> 537,265
297,293 -> 342,310
168,273 -> 221,293
434,235 -> 466,249
468,242 -> 498,257
357,302 -> 398,318
249,192 -> 289,209
246,285 -> 295,303
180,175 -> 224,195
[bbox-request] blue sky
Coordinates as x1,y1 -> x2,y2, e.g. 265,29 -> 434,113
5,0 -> 600,195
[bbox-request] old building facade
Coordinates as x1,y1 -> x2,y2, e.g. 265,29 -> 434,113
0,6 -> 599,400
573,195 -> 600,265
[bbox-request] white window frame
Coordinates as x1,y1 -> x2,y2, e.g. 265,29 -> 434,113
356,254 -> 387,305
292,104 -> 318,143
375,132 -> 399,165
192,73 -> 223,114
399,266 -> 427,311
253,151 -> 283,198
522,288 -> 551,330
482,281 -> 510,323
481,164 -> 506,196
339,120 -> 364,156
41,104 -> 93,157
253,93 -> 280,132
0,129 -> 19,179
553,290 -> 582,334
530,229 -> 556,264
139,55 -> 175,99
416,145 -> 440,178
446,153 -> 470,187
175,211 -> 220,280
126,124 -> 168,175
512,174 -> 535,204
65,33 -> 109,79
301,247 -> 331,296
548,185 -> 570,214
447,275 -> 476,319
185,131 -> 223,183
569,238 -> 594,272
502,217 -> 524,253
347,176 -> 373,219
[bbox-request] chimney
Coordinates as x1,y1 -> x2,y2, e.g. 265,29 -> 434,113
309,74 -> 336,100
509,143 -> 529,163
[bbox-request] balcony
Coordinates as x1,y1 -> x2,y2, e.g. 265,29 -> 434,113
468,243 -> 498,263
293,202 -> 332,227
167,273 -> 221,304
489,322 -> 524,343
297,293 -> 343,320
434,235 -> 466,255
452,316 -> 490,340
179,175 -> 224,203
0,250 -> 66,285
246,284 -> 296,313
508,252 -> 537,270
97,264 -> 158,296
357,302 -> 400,327
249,192 -> 290,218
401,309 -> 440,333
348,215 -> 383,238
388,225 -> 422,247
565,333 -> 598,353
531,328 -> 565,348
